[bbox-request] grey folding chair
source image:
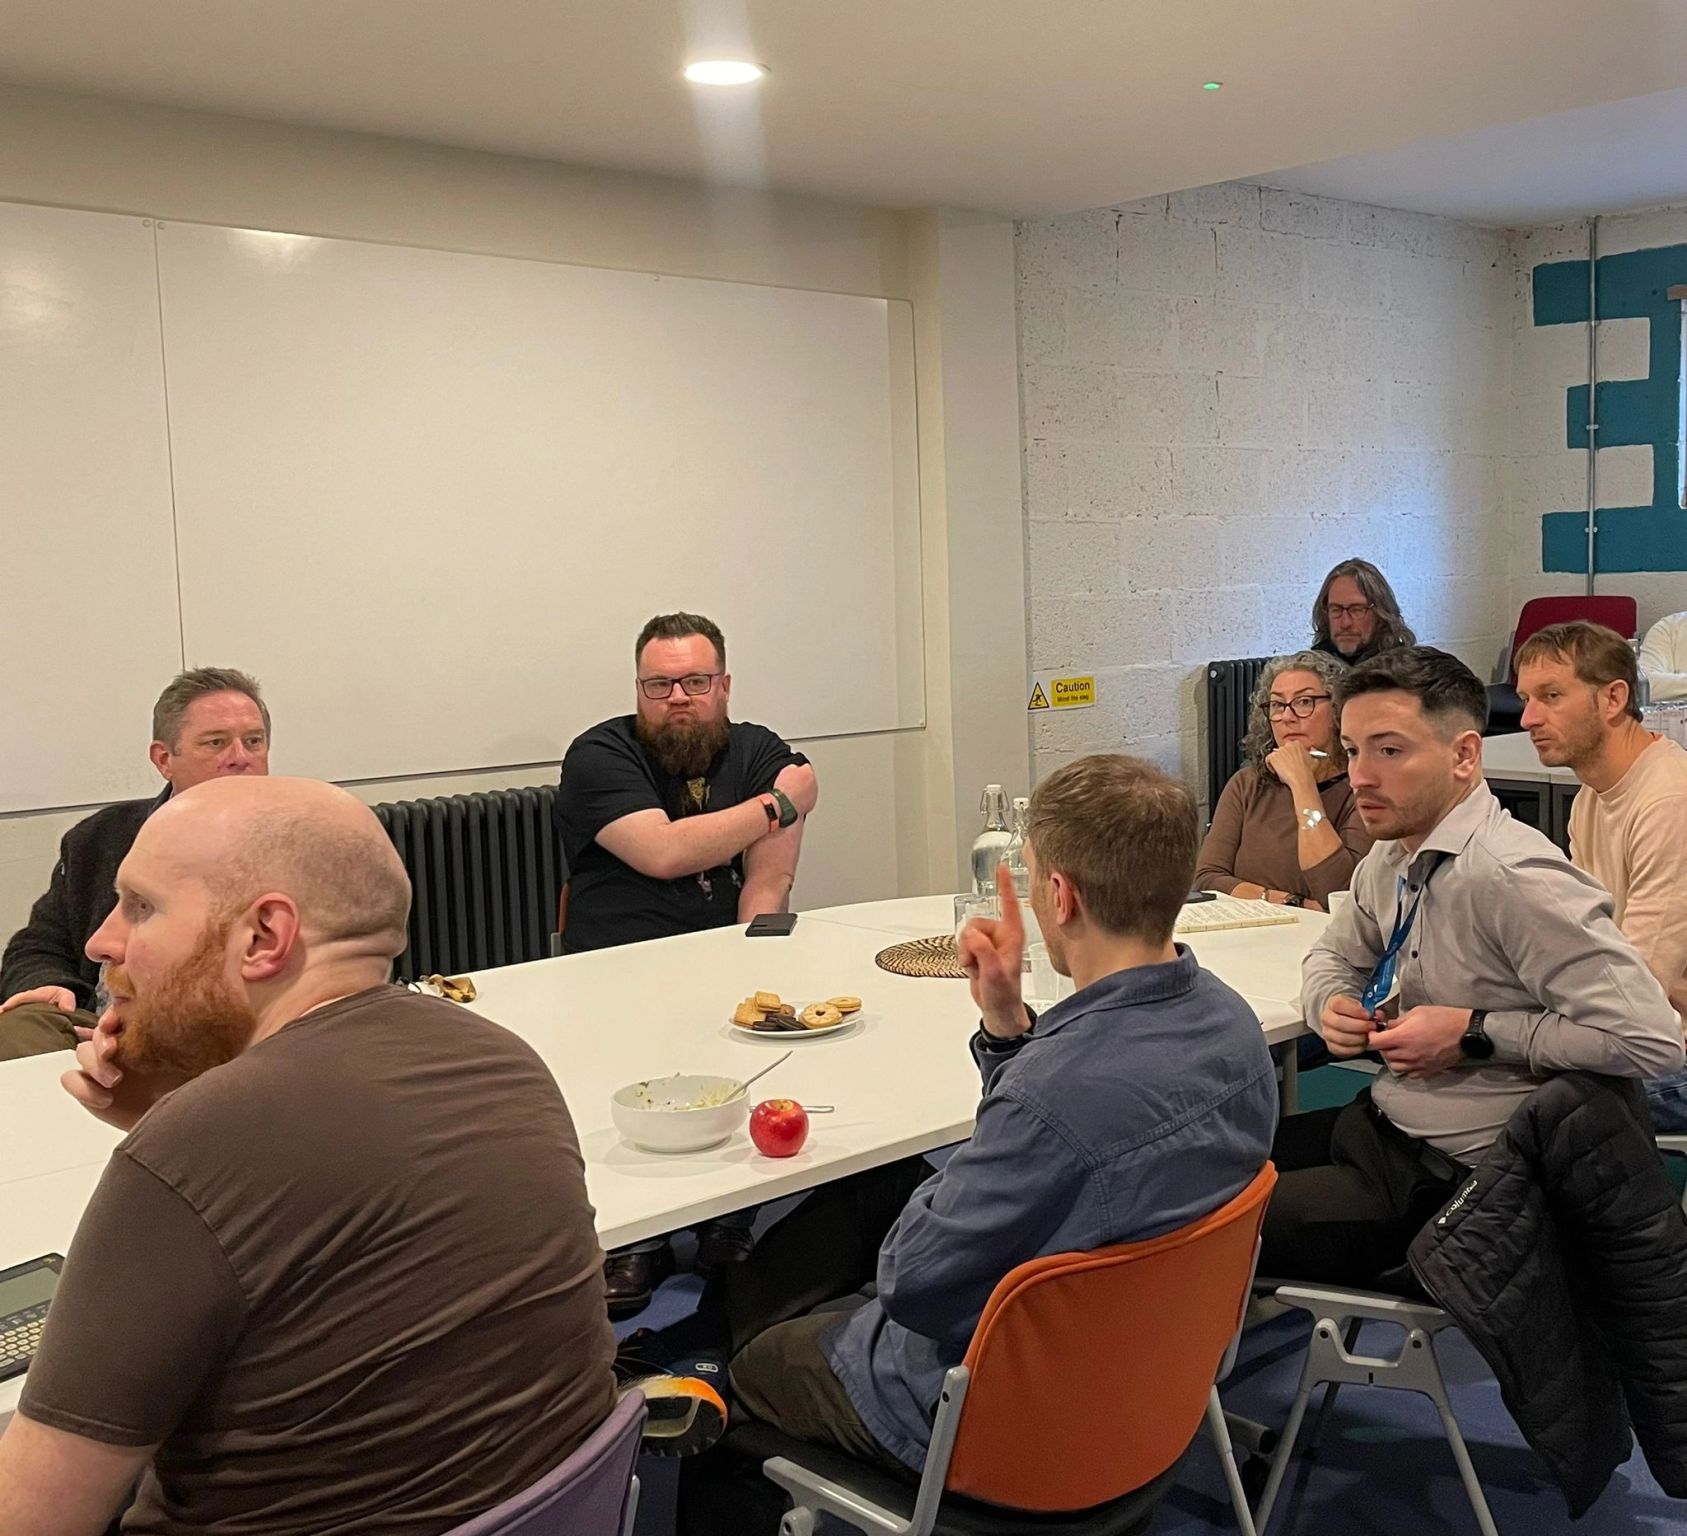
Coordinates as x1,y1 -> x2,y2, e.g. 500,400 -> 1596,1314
1252,1286 -> 1497,1536
444,1390 -> 645,1536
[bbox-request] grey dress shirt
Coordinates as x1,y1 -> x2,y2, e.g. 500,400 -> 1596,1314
1302,780 -> 1684,1161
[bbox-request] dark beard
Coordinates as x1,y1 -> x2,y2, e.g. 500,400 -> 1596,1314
106,918 -> 258,1079
636,711 -> 731,778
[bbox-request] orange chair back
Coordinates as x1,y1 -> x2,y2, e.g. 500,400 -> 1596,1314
943,1163 -> 1277,1513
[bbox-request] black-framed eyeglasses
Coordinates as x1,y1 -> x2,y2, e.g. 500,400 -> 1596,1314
1267,694 -> 1331,720
638,672 -> 722,700
1326,601 -> 1374,621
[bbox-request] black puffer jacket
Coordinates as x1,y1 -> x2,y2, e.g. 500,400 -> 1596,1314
1409,1073 -> 1687,1516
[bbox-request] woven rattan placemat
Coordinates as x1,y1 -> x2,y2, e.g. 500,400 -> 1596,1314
874,934 -> 966,979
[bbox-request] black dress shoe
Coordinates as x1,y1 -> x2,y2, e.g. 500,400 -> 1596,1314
693,1221 -> 755,1276
604,1241 -> 676,1319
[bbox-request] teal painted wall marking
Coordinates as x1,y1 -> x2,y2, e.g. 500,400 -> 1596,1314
1532,244 -> 1687,573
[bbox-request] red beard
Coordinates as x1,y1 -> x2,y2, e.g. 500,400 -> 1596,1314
106,918 -> 257,1080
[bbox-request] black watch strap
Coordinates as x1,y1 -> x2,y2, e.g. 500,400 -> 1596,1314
1461,1008 -> 1495,1060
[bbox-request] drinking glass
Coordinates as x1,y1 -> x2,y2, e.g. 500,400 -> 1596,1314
953,891 -> 996,943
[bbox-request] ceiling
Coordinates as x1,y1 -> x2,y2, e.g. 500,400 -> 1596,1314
1269,85 -> 1687,227
3,1 -> 1687,218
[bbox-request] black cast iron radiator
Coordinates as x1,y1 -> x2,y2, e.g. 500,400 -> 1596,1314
373,786 -> 563,981
1204,657 -> 1271,817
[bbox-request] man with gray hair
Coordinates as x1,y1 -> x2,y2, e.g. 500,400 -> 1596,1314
0,667 -> 271,1053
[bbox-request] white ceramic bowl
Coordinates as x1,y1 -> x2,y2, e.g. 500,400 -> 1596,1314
611,1074 -> 747,1153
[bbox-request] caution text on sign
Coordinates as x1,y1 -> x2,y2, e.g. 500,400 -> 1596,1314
1028,673 -> 1096,712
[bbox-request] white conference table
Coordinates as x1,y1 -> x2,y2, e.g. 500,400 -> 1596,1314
0,893 -> 1324,1422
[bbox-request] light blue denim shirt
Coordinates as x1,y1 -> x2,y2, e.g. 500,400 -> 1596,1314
823,945 -> 1279,1470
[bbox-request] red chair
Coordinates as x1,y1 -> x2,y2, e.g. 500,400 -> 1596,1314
1486,594 -> 1638,734
1504,595 -> 1637,681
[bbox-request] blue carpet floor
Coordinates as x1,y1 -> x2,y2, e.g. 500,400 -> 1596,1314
622,1070 -> 1687,1534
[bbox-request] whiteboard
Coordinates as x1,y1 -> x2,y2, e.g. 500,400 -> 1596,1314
0,205 -> 181,813
155,223 -> 923,785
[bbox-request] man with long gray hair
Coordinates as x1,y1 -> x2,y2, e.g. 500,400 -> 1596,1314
0,667 -> 271,1055
1311,558 -> 1416,666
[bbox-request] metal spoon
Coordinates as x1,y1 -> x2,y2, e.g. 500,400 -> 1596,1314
730,1050 -> 793,1098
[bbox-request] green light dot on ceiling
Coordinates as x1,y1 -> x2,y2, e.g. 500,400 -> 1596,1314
1203,81 -> 1223,91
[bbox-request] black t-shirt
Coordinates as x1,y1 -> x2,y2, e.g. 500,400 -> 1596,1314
555,716 -> 806,952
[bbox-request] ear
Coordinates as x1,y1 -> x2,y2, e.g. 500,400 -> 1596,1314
1452,727 -> 1484,779
238,893 -> 303,983
1607,679 -> 1632,721
1049,869 -> 1080,926
148,742 -> 172,781
720,672 -> 732,701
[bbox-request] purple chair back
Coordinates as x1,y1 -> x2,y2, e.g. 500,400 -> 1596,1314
445,1391 -> 646,1536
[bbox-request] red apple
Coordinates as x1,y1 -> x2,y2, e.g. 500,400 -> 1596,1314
749,1098 -> 809,1158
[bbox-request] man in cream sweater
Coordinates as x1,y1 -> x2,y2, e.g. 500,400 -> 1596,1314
1518,620 -> 1687,1129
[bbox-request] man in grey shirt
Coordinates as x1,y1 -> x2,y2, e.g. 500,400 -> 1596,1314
1260,647 -> 1682,1285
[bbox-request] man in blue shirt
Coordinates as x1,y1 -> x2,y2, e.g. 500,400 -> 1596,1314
637,753 -> 1277,1500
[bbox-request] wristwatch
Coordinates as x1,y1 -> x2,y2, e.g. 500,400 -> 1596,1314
761,787 -> 799,830
1280,891 -> 1306,908
1460,1008 -> 1495,1061
1299,805 -> 1326,833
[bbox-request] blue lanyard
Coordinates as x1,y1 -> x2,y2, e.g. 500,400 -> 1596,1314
1362,853 -> 1448,1013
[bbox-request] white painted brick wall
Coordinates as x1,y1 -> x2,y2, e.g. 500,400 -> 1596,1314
1017,182 -> 1513,800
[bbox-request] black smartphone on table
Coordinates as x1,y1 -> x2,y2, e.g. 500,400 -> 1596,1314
746,911 -> 799,937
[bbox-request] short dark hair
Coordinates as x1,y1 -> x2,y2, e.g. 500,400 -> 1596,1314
1514,622 -> 1642,724
635,612 -> 726,671
151,667 -> 270,750
1027,754 -> 1197,943
1337,646 -> 1488,736
1312,559 -> 1416,654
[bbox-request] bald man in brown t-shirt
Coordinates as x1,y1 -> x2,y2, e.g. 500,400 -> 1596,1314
0,778 -> 616,1536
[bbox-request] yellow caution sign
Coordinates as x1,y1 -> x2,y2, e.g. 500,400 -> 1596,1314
1050,675 -> 1095,709
1027,682 -> 1051,711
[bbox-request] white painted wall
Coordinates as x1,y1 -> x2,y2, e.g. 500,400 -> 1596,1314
0,85 -> 1027,950
1505,203 -> 1687,633
1016,180 -> 1514,797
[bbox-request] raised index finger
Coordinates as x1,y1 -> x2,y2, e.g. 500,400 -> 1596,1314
993,861 -> 1025,947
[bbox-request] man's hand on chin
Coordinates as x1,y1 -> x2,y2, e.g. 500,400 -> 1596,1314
60,1011 -> 187,1132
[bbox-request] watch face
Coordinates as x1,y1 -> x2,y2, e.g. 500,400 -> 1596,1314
1462,1030 -> 1495,1060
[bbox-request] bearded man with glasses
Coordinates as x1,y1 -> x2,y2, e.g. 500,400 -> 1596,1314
1310,557 -> 1416,665
556,611 -> 818,1310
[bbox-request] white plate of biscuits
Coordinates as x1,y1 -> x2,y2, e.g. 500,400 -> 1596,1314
730,991 -> 864,1038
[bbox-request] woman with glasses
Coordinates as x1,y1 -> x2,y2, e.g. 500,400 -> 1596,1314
1195,650 -> 1371,910
1311,557 -> 1416,665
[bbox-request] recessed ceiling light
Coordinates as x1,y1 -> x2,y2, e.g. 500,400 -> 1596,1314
1202,80 -> 1223,91
684,60 -> 766,86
